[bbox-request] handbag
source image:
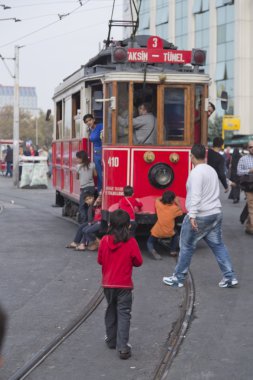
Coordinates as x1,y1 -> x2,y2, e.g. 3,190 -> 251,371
240,204 -> 249,224
239,174 -> 253,192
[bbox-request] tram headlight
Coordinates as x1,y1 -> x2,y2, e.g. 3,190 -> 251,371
191,49 -> 206,66
148,163 -> 174,189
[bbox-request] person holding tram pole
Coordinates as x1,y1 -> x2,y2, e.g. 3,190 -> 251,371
83,114 -> 103,193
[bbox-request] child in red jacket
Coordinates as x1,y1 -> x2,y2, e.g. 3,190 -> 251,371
118,185 -> 143,235
98,209 -> 143,360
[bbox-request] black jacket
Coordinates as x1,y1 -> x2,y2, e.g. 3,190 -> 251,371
207,149 -> 228,190
5,147 -> 13,163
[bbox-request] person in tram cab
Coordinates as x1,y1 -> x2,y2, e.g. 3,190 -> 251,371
97,209 -> 143,360
118,186 -> 143,235
118,102 -> 157,145
147,191 -> 183,260
76,150 -> 96,224
83,113 -> 103,192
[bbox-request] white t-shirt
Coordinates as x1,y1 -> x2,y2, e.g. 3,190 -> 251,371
186,163 -> 221,218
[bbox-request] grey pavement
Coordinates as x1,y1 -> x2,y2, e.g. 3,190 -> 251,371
0,176 -> 253,380
0,177 -> 182,380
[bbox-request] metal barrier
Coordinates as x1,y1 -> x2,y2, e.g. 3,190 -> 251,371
20,156 -> 48,188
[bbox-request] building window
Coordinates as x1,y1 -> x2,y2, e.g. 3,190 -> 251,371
138,1 -> 150,34
193,0 -> 209,14
156,0 -> 168,39
216,1 -> 234,116
216,0 -> 234,8
194,7 -> 209,67
215,62 -> 226,81
175,0 -> 188,49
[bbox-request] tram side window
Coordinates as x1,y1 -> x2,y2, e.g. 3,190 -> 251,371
64,97 -> 72,139
117,83 -> 129,144
56,101 -> 63,140
164,88 -> 184,141
72,91 -> 81,139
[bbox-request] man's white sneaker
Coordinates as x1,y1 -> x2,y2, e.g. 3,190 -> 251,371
218,277 -> 238,288
163,275 -> 184,288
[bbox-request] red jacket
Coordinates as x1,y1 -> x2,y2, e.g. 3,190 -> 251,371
118,196 -> 143,220
97,235 -> 143,289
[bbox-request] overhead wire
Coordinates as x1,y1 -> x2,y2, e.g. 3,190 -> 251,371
0,1 -> 124,52
9,0 -> 115,9
0,0 -> 90,49
18,2 -> 123,22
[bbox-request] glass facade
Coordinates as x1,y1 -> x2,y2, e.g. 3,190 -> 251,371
138,0 -> 150,35
136,0 -> 235,116
194,8 -> 209,69
216,2 -> 234,115
175,0 -> 188,49
156,0 -> 169,39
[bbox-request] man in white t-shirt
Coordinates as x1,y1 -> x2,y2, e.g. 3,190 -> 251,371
163,144 -> 238,288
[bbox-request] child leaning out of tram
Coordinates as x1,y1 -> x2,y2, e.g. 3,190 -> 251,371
147,190 -> 183,260
65,192 -> 101,251
118,185 -> 143,235
97,209 -> 143,360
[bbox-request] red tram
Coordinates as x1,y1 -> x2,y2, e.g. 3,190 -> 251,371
52,34 -> 209,224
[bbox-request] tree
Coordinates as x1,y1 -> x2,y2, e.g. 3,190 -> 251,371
0,106 -> 54,147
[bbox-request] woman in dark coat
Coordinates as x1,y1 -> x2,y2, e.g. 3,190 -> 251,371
228,148 -> 242,203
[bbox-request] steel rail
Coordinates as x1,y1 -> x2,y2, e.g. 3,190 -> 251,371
153,270 -> 195,380
8,287 -> 104,380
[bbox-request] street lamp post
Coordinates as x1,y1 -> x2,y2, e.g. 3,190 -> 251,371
13,45 -> 20,187
35,118 -> 38,146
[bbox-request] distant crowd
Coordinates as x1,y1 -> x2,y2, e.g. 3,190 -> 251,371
2,144 -> 52,180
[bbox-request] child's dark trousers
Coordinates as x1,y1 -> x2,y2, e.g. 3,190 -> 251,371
104,288 -> 132,351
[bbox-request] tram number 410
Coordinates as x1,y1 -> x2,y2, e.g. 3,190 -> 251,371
108,156 -> 119,167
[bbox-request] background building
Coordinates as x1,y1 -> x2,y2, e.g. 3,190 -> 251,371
0,84 -> 38,116
123,0 -> 253,137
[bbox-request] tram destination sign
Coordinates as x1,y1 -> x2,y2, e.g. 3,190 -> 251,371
127,36 -> 191,64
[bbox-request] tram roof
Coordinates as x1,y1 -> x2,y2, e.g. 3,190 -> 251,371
54,34 -> 209,97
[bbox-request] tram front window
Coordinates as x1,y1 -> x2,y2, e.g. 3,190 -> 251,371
105,83 -> 113,144
164,88 -> 185,141
117,83 -> 129,144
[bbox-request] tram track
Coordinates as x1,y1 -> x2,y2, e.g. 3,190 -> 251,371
8,287 -> 104,380
153,270 -> 195,380
1,189 -> 195,380
7,272 -> 195,380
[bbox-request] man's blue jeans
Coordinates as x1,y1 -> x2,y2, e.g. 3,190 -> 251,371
174,213 -> 236,282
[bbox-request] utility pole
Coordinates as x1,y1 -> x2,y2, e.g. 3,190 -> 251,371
13,45 -> 20,187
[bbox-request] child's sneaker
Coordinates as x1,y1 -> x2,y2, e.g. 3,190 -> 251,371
150,249 -> 162,260
218,277 -> 238,288
163,275 -> 184,288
